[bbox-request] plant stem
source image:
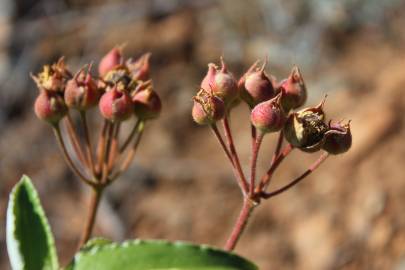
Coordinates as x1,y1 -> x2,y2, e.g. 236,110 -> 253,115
110,122 -> 144,182
120,119 -> 141,153
249,132 -> 264,197
65,114 -> 88,168
271,130 -> 283,165
80,111 -> 96,176
222,116 -> 246,192
78,186 -> 103,248
211,124 -> 248,194
53,125 -> 95,187
261,152 -> 329,199
257,143 -> 294,191
96,120 -> 108,175
224,198 -> 256,251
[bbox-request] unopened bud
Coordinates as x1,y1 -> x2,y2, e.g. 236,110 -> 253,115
34,91 -> 67,124
284,97 -> 328,152
279,66 -> 307,112
132,82 -> 162,120
251,92 -> 286,133
99,87 -> 133,122
323,120 -> 352,154
98,47 -> 123,77
64,66 -> 99,110
192,89 -> 225,125
239,60 -> 276,108
200,58 -> 238,106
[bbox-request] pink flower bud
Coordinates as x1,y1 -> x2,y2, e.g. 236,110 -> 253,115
284,97 -> 328,152
64,67 -> 99,110
127,53 -> 151,81
323,120 -> 352,154
98,47 -> 123,77
250,93 -> 286,133
192,89 -> 225,125
99,87 -> 133,122
278,66 -> 307,112
200,58 -> 238,106
132,82 -> 162,120
34,91 -> 67,125
239,60 -> 276,108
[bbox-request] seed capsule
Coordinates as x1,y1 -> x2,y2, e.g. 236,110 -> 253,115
34,91 -> 67,125
132,82 -> 162,120
250,93 -> 286,133
127,52 -> 151,81
98,47 -> 123,77
278,66 -> 307,112
64,67 -> 99,110
322,120 -> 352,154
200,58 -> 238,107
239,60 -> 276,108
284,97 -> 328,152
99,87 -> 133,122
192,89 -> 225,125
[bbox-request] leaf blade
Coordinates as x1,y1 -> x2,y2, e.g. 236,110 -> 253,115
67,239 -> 258,270
7,175 -> 59,270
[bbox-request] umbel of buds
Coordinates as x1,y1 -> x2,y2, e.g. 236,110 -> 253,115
239,61 -> 276,108
64,67 -> 99,110
132,81 -> 162,120
99,87 -> 133,122
192,89 -> 225,125
250,92 -> 286,134
284,98 -> 329,152
323,121 -> 352,154
278,66 -> 307,112
200,58 -> 238,107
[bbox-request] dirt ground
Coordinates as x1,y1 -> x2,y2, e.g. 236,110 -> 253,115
1,1 -> 405,269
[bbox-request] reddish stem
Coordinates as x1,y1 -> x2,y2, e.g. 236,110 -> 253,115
224,199 -> 256,251
211,124 -> 248,195
53,125 -> 95,187
78,186 -> 103,248
261,152 -> 329,199
222,116 -> 246,192
249,132 -> 264,197
257,143 -> 294,191
80,111 -> 96,176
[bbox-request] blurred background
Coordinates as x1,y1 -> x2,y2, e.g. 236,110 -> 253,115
1,0 -> 405,269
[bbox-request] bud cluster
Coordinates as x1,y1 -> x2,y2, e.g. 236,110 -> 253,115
31,47 -> 162,189
192,58 -> 352,155
191,57 -> 352,215
32,47 -> 161,125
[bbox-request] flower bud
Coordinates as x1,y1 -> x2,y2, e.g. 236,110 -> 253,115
200,58 -> 238,106
127,52 -> 151,81
239,60 -> 276,108
132,82 -> 162,120
98,47 -> 123,77
34,91 -> 67,125
192,89 -> 225,125
32,58 -> 71,93
251,92 -> 286,133
284,97 -> 328,152
279,66 -> 307,112
64,67 -> 99,110
99,87 -> 133,122
322,120 -> 352,154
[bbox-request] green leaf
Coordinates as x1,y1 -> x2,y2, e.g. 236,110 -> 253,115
66,239 -> 258,270
7,175 -> 59,270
